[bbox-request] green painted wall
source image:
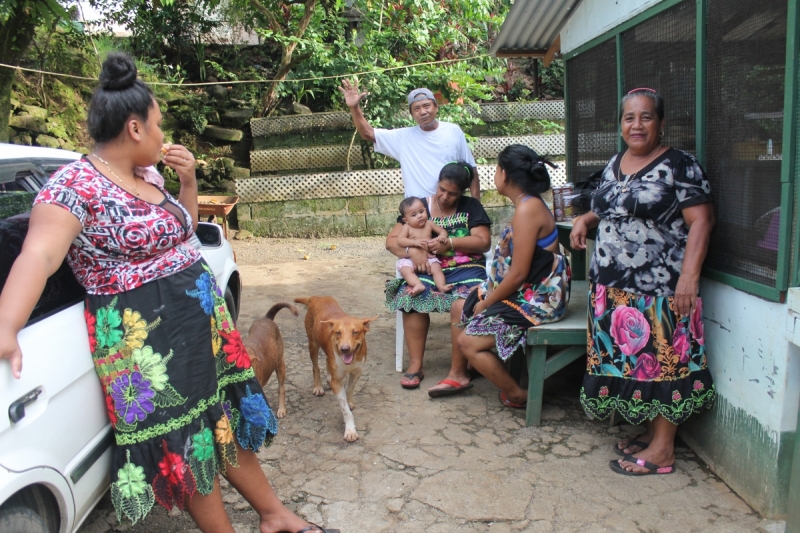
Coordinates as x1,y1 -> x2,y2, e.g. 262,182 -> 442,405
681,394 -> 794,518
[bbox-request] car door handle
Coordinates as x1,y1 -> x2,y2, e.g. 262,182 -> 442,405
9,388 -> 42,424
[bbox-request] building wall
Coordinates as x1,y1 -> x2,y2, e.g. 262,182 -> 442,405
561,0 -> 662,52
683,279 -> 800,516
560,0 -> 798,518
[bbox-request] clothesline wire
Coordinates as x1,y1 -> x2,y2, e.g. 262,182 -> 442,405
0,54 -> 490,87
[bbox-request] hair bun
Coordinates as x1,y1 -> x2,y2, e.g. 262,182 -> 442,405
99,53 -> 138,91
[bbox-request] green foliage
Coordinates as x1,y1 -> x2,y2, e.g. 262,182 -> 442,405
265,0 -> 510,127
90,0 -> 222,79
27,21 -> 98,79
540,59 -> 564,98
174,105 -> 211,134
0,0 -> 68,26
479,118 -> 565,137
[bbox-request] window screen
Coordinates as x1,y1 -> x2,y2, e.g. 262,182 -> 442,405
705,0 -> 787,285
622,0 -> 696,154
566,39 -> 618,183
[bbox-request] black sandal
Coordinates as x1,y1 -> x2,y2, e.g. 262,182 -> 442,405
400,371 -> 424,389
609,455 -> 675,476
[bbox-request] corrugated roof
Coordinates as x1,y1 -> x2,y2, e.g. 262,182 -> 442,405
490,0 -> 584,57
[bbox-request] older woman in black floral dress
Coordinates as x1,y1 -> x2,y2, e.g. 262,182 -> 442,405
570,88 -> 715,476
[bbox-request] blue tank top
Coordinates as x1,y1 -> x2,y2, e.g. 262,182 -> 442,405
518,195 -> 559,248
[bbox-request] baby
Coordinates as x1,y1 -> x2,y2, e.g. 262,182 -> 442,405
395,197 -> 451,295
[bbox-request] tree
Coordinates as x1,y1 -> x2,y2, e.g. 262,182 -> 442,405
231,0 -> 325,115
278,0 -> 511,128
0,0 -> 67,142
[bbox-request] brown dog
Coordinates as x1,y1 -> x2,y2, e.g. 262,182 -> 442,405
244,302 -> 298,418
294,296 -> 376,442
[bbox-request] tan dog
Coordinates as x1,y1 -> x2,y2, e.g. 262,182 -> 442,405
294,296 -> 376,442
244,302 -> 298,418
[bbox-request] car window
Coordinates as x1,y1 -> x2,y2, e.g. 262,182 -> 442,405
196,222 -> 222,247
0,215 -> 85,325
0,158 -> 76,220
0,170 -> 46,193
0,159 -> 69,190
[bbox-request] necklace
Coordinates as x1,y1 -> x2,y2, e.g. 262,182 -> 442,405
513,192 -> 526,207
616,144 -> 662,193
436,196 -> 454,218
92,154 -> 139,197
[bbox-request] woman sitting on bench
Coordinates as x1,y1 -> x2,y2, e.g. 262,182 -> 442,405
429,145 -> 571,405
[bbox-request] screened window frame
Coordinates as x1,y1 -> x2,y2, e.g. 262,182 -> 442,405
563,0 -> 800,302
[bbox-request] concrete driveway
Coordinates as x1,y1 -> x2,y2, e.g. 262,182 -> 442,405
79,236 -> 767,533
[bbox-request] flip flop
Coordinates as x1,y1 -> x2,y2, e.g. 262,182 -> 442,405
613,436 -> 650,456
609,454 -> 675,476
498,390 -> 526,409
427,379 -> 474,398
296,523 -> 341,533
401,371 -> 424,389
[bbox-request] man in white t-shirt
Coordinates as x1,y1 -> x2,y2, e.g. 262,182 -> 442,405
339,80 -> 480,199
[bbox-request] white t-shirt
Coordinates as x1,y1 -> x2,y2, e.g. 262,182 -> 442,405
374,122 -> 476,198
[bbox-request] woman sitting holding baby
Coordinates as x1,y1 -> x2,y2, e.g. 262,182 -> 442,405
385,162 -> 492,390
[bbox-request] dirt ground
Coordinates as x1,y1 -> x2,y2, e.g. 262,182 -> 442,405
78,236 -> 773,533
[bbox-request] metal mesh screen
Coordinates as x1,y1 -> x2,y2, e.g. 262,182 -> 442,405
704,0 -> 787,285
622,0 -> 696,153
567,39 -> 619,183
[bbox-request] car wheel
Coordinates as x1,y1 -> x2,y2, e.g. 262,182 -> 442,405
224,286 -> 239,324
0,505 -> 48,533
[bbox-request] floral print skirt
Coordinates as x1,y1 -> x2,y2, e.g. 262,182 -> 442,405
385,265 -> 487,314
85,259 -> 277,525
459,254 -> 571,361
580,282 -> 715,425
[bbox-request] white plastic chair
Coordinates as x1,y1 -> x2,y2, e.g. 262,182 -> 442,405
395,250 -> 493,372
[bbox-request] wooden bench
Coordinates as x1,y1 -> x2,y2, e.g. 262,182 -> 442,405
522,279 -> 588,426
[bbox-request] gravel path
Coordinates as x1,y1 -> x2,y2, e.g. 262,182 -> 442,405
231,235 -> 389,265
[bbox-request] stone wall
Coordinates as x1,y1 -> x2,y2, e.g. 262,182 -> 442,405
236,189 -> 516,238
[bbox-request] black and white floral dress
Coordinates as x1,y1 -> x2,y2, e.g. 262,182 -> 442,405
580,148 -> 716,425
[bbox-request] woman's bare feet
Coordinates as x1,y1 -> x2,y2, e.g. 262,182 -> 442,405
427,372 -> 470,394
259,509 -> 319,533
616,432 -> 653,454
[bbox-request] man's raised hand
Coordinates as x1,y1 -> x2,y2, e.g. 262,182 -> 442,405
338,79 -> 368,109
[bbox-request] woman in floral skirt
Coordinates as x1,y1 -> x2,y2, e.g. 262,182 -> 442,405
449,145 -> 571,407
0,53 -> 336,533
570,88 -> 716,476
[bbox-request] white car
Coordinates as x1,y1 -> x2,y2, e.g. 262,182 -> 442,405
0,144 -> 241,532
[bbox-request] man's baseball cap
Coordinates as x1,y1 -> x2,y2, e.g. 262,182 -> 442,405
407,88 -> 436,106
